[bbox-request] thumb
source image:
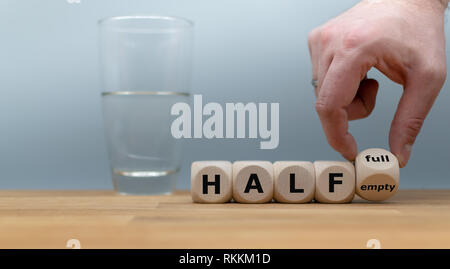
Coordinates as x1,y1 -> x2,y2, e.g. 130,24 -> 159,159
389,70 -> 445,167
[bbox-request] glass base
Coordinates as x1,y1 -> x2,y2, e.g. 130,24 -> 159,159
112,170 -> 177,195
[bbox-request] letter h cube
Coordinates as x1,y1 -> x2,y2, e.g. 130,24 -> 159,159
191,161 -> 233,203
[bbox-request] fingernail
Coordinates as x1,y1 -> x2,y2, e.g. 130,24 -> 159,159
398,144 -> 412,168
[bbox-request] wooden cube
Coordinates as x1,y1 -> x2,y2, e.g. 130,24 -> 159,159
355,148 -> 400,201
314,161 -> 355,203
232,161 -> 273,203
191,161 -> 233,203
273,161 -> 315,203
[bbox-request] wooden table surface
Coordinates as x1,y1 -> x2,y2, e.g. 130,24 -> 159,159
0,190 -> 449,249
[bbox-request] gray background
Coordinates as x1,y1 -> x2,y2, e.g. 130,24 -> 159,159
1,0 -> 449,190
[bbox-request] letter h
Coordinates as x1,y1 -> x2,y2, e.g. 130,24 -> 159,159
202,174 -> 220,194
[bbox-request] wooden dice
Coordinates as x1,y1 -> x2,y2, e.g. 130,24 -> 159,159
233,161 -> 273,203
191,161 -> 233,203
273,161 -> 315,203
314,161 -> 355,203
355,148 -> 400,201
191,148 -> 400,204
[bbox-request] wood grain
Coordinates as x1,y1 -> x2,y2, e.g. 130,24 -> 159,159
0,190 -> 449,248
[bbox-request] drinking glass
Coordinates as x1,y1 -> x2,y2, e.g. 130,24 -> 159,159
98,15 -> 193,195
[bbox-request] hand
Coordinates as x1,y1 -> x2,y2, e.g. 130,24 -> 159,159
308,0 -> 447,167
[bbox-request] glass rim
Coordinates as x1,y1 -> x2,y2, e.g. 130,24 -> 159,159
101,91 -> 190,96
98,15 -> 194,28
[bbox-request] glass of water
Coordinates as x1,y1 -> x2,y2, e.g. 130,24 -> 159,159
98,15 -> 193,195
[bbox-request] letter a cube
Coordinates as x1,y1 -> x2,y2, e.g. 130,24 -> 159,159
232,161 -> 274,203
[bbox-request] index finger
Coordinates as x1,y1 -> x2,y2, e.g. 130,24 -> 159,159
315,55 -> 364,160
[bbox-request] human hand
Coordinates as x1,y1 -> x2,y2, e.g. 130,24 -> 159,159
308,0 -> 447,167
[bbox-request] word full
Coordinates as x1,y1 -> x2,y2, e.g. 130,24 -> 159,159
191,148 -> 400,204
365,154 -> 390,162
170,94 -> 279,149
